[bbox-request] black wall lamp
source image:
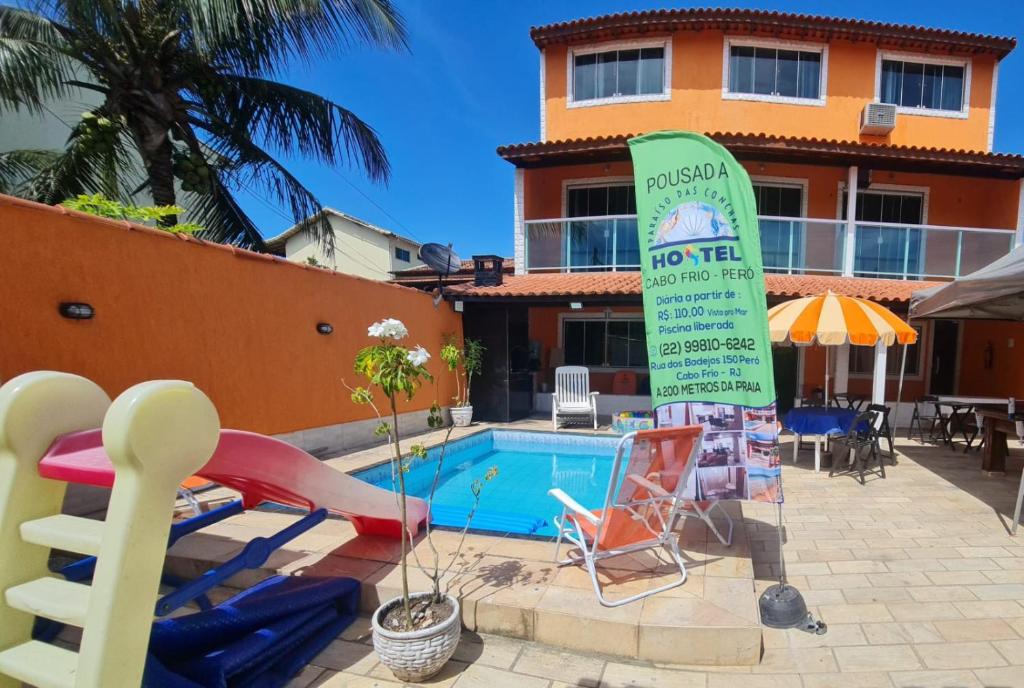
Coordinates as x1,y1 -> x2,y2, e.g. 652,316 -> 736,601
58,302 -> 95,320
316,322 -> 333,335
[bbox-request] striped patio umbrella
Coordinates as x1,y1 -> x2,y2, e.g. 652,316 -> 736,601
767,292 -> 918,346
766,292 -> 918,406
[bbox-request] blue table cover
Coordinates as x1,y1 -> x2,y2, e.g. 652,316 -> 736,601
784,407 -> 858,436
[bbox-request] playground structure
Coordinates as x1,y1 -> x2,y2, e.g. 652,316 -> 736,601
0,371 -> 424,688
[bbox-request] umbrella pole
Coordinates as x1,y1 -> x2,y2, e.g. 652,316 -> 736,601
824,346 -> 830,407
896,343 -> 908,426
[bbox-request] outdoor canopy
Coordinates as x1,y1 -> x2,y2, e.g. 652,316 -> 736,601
767,291 -> 919,406
910,244 -> 1024,320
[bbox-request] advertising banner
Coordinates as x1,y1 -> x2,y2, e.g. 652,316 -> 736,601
629,131 -> 782,503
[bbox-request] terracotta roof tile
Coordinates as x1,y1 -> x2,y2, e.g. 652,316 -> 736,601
530,8 -> 1015,57
496,133 -> 1024,178
447,272 -> 942,304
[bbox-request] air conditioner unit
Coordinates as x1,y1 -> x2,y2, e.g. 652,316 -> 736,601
860,102 -> 897,135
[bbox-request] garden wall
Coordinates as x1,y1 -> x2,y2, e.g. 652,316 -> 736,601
0,195 -> 462,451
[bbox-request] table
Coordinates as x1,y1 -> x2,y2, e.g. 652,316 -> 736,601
975,408 -> 1020,474
784,407 -> 859,473
935,397 -> 1015,451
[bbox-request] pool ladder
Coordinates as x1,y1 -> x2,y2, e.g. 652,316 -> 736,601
0,372 -> 219,688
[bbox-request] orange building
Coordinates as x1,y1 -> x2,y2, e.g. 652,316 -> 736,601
448,9 -> 1024,422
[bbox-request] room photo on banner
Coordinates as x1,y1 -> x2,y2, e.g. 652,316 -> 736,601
628,131 -> 783,504
656,401 -> 782,502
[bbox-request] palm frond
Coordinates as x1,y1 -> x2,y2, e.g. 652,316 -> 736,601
0,6 -> 77,113
26,121 -> 143,204
190,117 -> 329,251
0,148 -> 59,194
180,0 -> 406,76
181,170 -> 266,250
197,74 -> 389,182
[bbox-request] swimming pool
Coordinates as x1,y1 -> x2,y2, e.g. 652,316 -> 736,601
353,430 -> 622,538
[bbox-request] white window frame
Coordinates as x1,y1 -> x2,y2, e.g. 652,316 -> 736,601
561,176 -> 635,217
849,323 -> 927,381
722,36 -> 828,107
557,312 -> 649,371
750,176 -> 809,273
567,38 -> 672,109
874,50 -> 972,120
835,182 -> 930,279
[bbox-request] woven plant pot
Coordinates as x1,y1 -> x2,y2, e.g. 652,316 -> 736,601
372,593 -> 461,682
450,405 -> 474,427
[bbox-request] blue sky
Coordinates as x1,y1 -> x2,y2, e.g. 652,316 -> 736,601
250,0 -> 1024,257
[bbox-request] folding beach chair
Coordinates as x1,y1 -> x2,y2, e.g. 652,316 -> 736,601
549,425 -> 731,607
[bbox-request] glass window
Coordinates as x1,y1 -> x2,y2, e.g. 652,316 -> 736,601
850,326 -> 922,376
754,184 -> 803,272
394,247 -> 410,262
729,44 -> 822,99
566,184 -> 635,217
564,318 -> 648,368
842,190 -> 925,277
880,58 -> 964,112
572,47 -> 665,102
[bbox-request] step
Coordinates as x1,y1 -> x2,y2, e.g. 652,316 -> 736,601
0,640 -> 77,688
5,577 -> 91,627
21,514 -> 104,556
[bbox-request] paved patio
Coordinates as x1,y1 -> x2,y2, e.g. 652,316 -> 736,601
168,420 -> 1024,688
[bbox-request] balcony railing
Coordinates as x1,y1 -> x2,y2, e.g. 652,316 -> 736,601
524,215 -> 1016,280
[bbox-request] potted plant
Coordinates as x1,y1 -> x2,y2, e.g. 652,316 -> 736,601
348,319 -> 496,682
441,336 -> 485,427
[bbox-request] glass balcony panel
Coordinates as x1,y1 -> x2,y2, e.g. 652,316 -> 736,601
920,228 -> 958,278
854,224 -> 923,278
525,221 -> 567,271
759,218 -> 844,274
959,230 -> 1015,275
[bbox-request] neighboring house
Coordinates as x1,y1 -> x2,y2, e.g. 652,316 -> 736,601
266,208 -> 424,281
391,257 -> 513,291
447,8 -> 1024,422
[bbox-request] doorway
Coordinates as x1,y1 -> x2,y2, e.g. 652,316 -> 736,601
772,345 -> 798,414
929,320 -> 959,395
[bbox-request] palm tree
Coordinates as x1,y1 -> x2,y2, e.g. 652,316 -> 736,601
0,0 -> 405,254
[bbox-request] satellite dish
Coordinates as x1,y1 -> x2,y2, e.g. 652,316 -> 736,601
419,243 -> 461,276
418,243 -> 461,307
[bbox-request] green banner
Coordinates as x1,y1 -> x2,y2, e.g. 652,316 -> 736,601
629,131 -> 776,410
630,131 -> 782,503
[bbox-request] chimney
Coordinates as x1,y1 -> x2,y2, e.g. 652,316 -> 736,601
472,255 -> 504,287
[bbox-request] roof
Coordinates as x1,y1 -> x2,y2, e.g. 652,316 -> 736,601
497,133 -> 1024,179
264,207 -> 421,252
530,8 -> 1016,57
391,258 -> 514,287
447,272 -> 944,305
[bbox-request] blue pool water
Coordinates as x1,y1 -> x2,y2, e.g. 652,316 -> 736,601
353,430 -> 622,537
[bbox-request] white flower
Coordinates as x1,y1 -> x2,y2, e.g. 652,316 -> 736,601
368,318 -> 408,340
407,345 -> 430,367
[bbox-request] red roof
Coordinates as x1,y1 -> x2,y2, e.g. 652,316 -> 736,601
530,8 -> 1015,57
447,272 -> 942,305
497,133 -> 1024,179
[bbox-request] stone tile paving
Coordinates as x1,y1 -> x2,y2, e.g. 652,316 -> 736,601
283,431 -> 1024,688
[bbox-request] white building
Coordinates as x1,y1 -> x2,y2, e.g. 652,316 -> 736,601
266,208 -> 423,281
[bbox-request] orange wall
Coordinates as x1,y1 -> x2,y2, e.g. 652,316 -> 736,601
528,305 -> 646,393
957,320 -> 1024,398
523,160 -> 1021,232
0,196 -> 462,434
544,31 -> 997,151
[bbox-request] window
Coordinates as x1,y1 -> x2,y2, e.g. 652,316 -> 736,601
850,326 -> 922,376
394,247 -> 411,262
753,183 -> 804,273
563,183 -> 639,271
726,41 -> 824,102
563,318 -> 648,368
572,45 -> 666,104
880,57 -> 965,113
841,189 -> 925,278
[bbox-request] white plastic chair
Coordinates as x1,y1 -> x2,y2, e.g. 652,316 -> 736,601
552,366 -> 599,431
549,425 -> 729,607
